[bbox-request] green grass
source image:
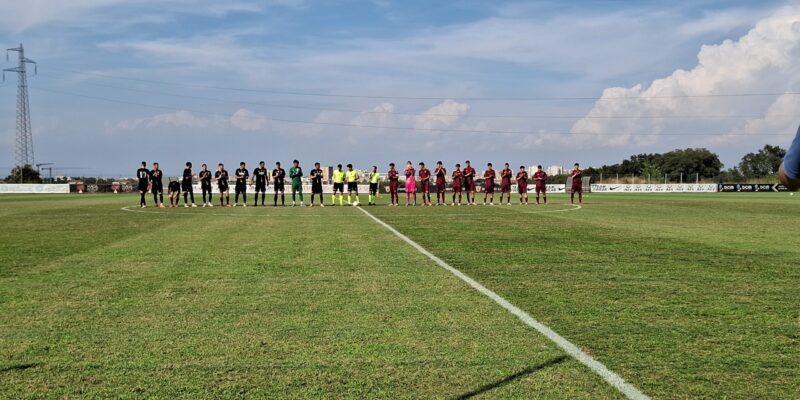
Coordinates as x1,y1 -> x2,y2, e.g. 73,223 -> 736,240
0,192 -> 798,399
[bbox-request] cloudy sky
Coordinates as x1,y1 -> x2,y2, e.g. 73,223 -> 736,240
1,0 -> 800,177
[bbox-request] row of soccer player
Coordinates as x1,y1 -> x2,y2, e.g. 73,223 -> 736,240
135,160 -> 584,208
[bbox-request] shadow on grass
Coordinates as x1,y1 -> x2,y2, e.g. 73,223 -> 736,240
453,355 -> 568,399
0,362 -> 41,373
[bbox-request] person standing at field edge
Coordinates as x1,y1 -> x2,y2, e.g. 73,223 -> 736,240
346,164 -> 360,205
150,162 -> 165,208
533,165 -> 547,205
309,162 -> 324,207
368,166 -> 380,206
331,164 -> 345,206
289,160 -> 305,207
388,163 -> 399,206
570,163 -> 583,205
136,161 -> 150,208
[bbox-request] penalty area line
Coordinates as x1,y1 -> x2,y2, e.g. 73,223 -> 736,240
356,206 -> 649,400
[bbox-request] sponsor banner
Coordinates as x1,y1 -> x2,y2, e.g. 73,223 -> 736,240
590,184 -> 718,193
510,184 -> 565,193
718,183 -> 788,192
0,184 -> 71,194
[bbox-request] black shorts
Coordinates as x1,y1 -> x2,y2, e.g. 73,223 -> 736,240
201,183 -> 212,193
347,182 -> 358,192
138,181 -> 148,191
274,183 -> 285,192
369,183 -> 378,195
255,182 -> 266,192
181,181 -> 193,192
235,183 -> 247,194
312,182 -> 323,194
218,184 -> 229,193
151,183 -> 163,193
333,182 -> 344,192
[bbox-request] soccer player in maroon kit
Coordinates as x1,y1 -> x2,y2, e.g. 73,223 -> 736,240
463,160 -> 476,205
499,162 -> 513,205
483,163 -> 496,205
451,163 -> 463,206
434,161 -> 446,206
516,166 -> 529,205
571,163 -> 583,205
533,165 -> 548,205
387,163 -> 400,206
418,162 -> 432,206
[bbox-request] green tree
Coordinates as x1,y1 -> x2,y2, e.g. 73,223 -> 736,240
738,145 -> 786,179
4,165 -> 42,183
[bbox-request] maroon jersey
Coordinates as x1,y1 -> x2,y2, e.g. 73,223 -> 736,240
452,169 -> 463,189
516,171 -> 528,185
483,169 -> 495,185
419,168 -> 431,181
500,168 -> 512,185
533,171 -> 547,187
388,169 -> 399,190
463,166 -> 475,181
571,169 -> 583,189
434,167 -> 445,183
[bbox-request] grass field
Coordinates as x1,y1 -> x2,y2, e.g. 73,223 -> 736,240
1,192 -> 798,399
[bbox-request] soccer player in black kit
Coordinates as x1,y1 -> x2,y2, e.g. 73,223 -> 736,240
199,163 -> 213,207
182,161 -> 197,208
253,161 -> 269,206
309,162 -> 324,207
168,180 -> 181,207
215,163 -> 230,207
150,162 -> 165,208
136,161 -> 150,208
234,162 -> 249,207
272,162 -> 286,207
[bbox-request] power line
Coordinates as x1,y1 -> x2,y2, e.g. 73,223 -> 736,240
30,85 -> 793,137
40,76 -> 800,120
47,65 -> 800,102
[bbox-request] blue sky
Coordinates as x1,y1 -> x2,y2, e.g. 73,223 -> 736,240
1,0 -> 798,177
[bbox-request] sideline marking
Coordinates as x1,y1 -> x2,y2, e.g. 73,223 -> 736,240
357,206 -> 649,400
120,203 -> 581,217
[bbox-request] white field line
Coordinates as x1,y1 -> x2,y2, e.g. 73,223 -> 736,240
356,206 -> 649,400
120,204 -> 581,217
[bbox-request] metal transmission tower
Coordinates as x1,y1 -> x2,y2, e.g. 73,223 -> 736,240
3,43 -> 37,172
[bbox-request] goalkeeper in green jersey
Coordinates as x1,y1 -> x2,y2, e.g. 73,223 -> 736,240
289,160 -> 305,207
368,166 -> 380,205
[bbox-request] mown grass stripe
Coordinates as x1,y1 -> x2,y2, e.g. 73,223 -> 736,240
357,206 -> 650,400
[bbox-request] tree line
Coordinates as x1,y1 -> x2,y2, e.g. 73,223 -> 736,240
580,145 -> 785,183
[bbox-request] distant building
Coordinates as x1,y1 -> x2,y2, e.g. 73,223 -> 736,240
547,165 -> 563,176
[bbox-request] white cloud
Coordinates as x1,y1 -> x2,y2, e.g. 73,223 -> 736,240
414,99 -> 470,131
571,7 -> 800,148
113,108 -> 269,132
230,108 -> 269,131
113,110 -> 212,131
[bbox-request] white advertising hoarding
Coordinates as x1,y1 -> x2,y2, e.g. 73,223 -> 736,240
0,184 -> 70,194
590,184 -> 718,193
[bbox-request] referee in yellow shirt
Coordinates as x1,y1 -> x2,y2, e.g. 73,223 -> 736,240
368,166 -> 380,205
345,164 -> 360,205
331,164 -> 345,206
